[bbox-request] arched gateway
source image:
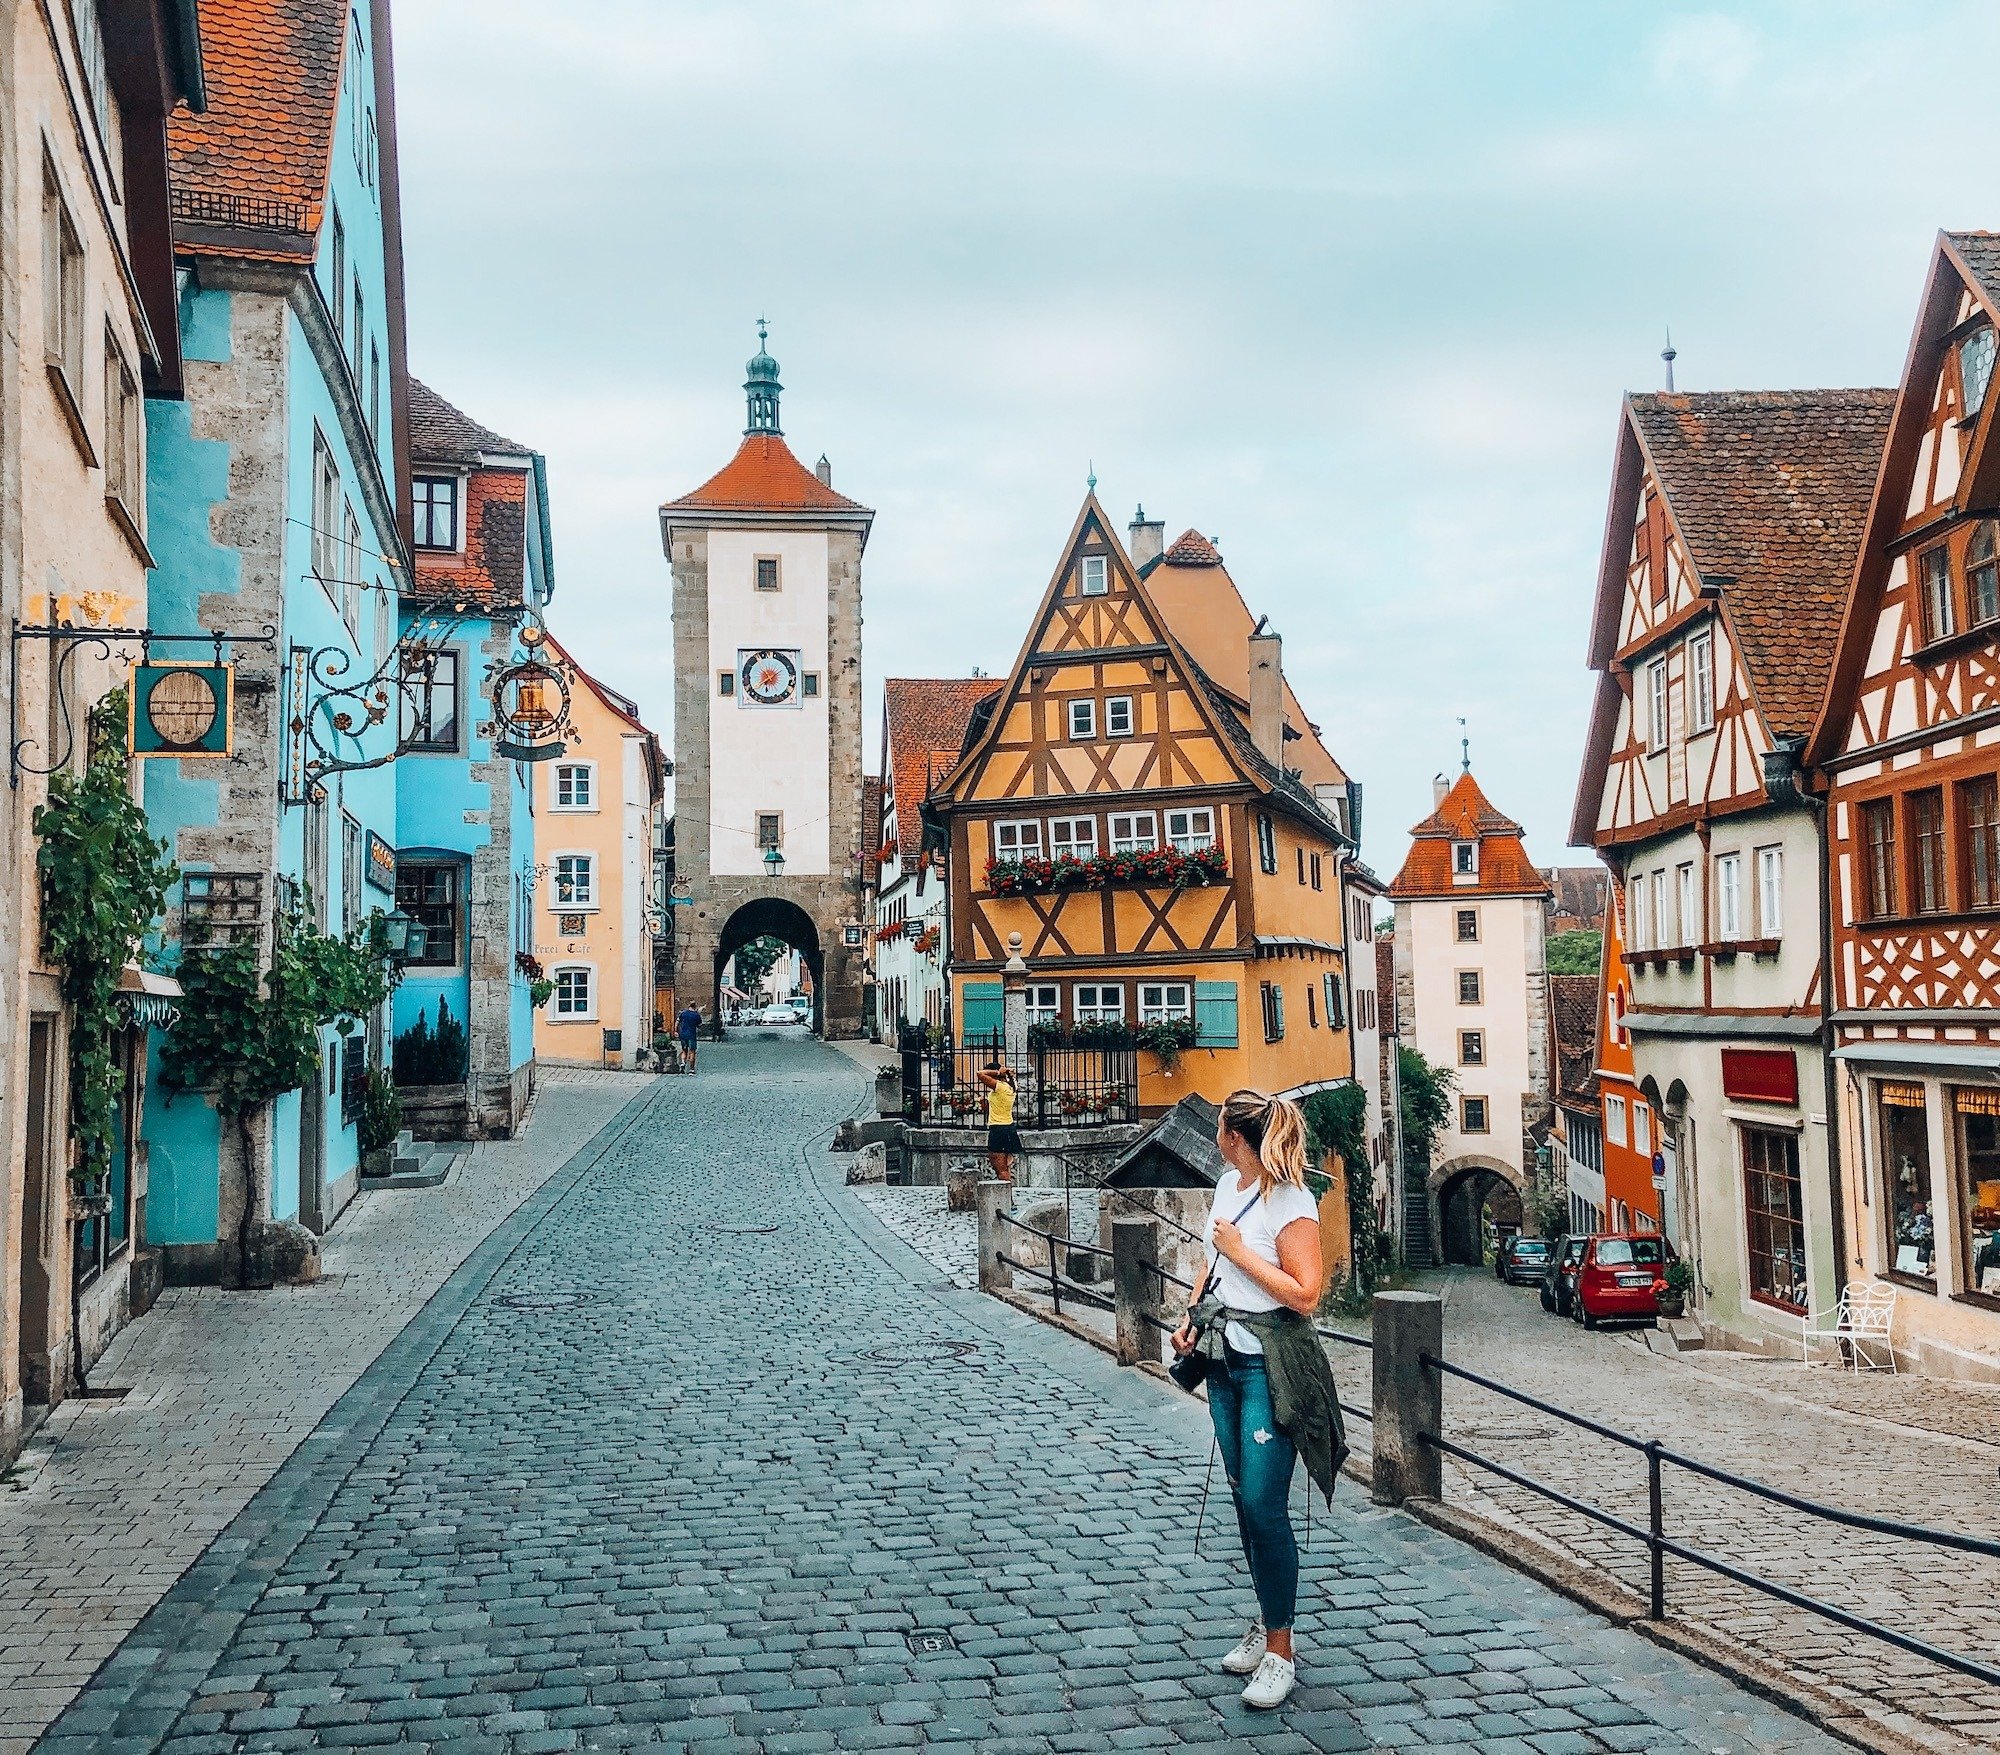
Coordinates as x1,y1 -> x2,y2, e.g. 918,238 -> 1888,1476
659,328 -> 872,1036
1432,1154 -> 1525,1266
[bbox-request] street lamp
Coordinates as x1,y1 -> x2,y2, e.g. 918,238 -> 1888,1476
764,845 -> 786,878
380,907 -> 424,963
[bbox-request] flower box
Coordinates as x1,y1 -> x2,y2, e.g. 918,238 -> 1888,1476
984,843 -> 1228,897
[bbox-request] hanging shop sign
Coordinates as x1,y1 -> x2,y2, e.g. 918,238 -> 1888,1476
129,662 -> 233,758
365,830 -> 398,895
492,628 -> 575,763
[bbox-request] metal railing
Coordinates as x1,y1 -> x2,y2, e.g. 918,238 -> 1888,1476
969,1185 -> 2000,1698
902,1031 -> 1137,1129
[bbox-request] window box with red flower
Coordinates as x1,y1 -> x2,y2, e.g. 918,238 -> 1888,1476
984,842 -> 1227,896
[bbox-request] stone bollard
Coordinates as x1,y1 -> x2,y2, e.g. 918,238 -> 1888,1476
1371,1290 -> 1443,1506
975,1180 -> 1015,1295
1111,1217 -> 1162,1367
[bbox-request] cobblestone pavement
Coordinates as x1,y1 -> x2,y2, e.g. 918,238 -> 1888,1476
1314,1272 -> 2000,1751
0,1073 -> 654,1755
848,1186 -> 975,1290
31,1038 -> 1851,1754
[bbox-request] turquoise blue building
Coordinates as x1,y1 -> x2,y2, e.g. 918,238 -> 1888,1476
140,0 -> 410,1278
391,382 -> 550,1138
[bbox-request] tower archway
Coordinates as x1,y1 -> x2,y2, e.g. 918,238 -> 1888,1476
1432,1154 -> 1525,1266
715,898 -> 824,1030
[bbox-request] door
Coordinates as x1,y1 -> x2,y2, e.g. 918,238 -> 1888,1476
298,1041 -> 326,1234
18,1019 -> 58,1402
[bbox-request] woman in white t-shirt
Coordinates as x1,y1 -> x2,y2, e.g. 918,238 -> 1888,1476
1170,1089 -> 1324,1710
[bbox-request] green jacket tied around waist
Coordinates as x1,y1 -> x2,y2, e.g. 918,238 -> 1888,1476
1189,1296 -> 1349,1503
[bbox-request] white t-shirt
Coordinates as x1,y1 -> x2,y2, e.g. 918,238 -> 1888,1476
1203,1168 -> 1320,1354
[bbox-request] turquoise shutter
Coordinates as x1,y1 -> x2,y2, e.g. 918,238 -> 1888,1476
1195,981 -> 1238,1048
961,981 -> 1003,1043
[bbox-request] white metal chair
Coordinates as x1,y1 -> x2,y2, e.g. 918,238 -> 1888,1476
1799,1282 -> 1898,1372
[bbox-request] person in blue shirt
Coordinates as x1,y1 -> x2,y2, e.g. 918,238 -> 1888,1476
676,1004 -> 702,1072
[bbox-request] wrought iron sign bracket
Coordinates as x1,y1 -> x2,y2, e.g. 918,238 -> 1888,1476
10,618 -> 277,788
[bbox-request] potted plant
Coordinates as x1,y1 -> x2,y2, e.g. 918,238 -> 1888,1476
1657,1257 -> 1696,1319
358,1070 -> 402,1176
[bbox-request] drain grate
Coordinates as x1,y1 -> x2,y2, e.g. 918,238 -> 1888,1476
497,1291 -> 594,1311
701,1223 -> 781,1236
860,1339 -> 981,1366
907,1629 -> 957,1655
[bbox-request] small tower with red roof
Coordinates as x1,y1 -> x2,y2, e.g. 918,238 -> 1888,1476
1388,767 -> 1554,1264
660,328 -> 874,1037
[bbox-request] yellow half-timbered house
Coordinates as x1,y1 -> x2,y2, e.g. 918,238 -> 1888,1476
932,498 -> 1363,1114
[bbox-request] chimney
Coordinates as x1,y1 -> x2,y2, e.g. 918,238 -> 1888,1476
1128,503 -> 1165,570
1249,622 -> 1284,770
815,454 -> 832,486
1433,773 -> 1449,807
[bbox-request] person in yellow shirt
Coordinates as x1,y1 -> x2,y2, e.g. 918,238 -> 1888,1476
977,1062 -> 1021,1182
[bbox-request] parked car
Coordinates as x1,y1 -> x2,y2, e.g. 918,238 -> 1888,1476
1497,1234 -> 1552,1287
753,1004 -> 800,1025
1540,1234 -> 1589,1317
1571,1233 -> 1673,1329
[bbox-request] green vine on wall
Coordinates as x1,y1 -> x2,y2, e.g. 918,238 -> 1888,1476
33,691 -> 179,1186
160,895 -> 399,1119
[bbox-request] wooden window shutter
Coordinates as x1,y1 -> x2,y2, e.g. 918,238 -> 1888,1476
961,981 -> 1004,1043
1195,980 -> 1239,1048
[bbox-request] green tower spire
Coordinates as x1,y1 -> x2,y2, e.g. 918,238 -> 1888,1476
744,318 -> 782,436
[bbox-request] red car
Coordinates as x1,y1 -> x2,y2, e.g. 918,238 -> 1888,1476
1570,1233 -> 1673,1328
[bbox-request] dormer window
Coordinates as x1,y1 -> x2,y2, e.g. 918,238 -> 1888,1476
1962,326 -> 1997,415
413,476 -> 458,550
1080,555 -> 1108,597
1452,841 -> 1478,879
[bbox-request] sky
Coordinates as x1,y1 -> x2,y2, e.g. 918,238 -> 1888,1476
392,1 -> 2000,877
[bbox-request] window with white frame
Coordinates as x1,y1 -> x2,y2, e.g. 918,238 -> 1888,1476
1688,628 -> 1716,732
1075,983 -> 1124,1024
1648,659 -> 1668,751
1715,852 -> 1742,941
1049,817 -> 1097,858
1105,695 -> 1134,737
342,501 -> 362,638
311,429 -> 341,584
1453,841 -> 1477,877
1649,871 -> 1667,951
1630,878 -> 1650,952
1167,806 -> 1215,854
413,476 -> 459,549
1757,845 -> 1783,938
1025,983 -> 1059,1028
993,820 -> 1042,858
554,763 -> 595,810
1067,698 -> 1096,740
1109,811 -> 1157,853
1605,1093 -> 1629,1146
1140,982 -> 1192,1023
1080,554 -> 1108,596
553,853 -> 597,909
1675,863 -> 1695,947
552,965 -> 594,1018
1634,1103 -> 1653,1157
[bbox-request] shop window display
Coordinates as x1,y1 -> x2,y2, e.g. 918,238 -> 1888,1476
1880,1082 -> 1935,1285
1955,1088 -> 2000,1297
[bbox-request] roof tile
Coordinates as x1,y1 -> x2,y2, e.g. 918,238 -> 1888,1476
663,434 -> 869,516
1388,770 -> 1550,899
884,679 -> 998,861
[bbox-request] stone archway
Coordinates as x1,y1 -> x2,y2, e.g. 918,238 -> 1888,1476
714,897 -> 824,1030
1431,1153 -> 1525,1267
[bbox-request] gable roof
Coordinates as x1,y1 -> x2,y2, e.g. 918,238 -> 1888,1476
883,678 -> 998,861
662,433 -> 870,518
1545,865 -> 1609,929
1947,231 -> 2000,308
409,379 -> 529,464
1161,529 -> 1223,567
1389,771 -> 1550,900
166,0 -> 348,260
1550,973 -> 1600,1104
861,776 -> 883,867
1623,389 -> 1893,739
1374,936 -> 1395,1032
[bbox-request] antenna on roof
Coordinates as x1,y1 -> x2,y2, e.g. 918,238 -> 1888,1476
1458,716 -> 1471,774
1662,326 -> 1677,393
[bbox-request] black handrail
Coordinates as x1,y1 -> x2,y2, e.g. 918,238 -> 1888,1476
995,1208 -> 1116,1320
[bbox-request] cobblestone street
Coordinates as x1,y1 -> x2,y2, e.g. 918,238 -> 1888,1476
27,1040 -> 1849,1753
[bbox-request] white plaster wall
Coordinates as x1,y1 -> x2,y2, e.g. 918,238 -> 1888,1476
706,528 -> 831,876
1402,893 -> 1537,1176
620,734 -> 650,1058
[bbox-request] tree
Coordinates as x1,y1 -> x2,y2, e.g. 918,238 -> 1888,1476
1398,1045 -> 1455,1175
731,934 -> 787,997
1546,929 -> 1603,975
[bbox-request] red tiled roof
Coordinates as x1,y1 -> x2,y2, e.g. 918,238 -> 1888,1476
662,434 -> 868,516
1628,389 -> 1894,738
167,0 -> 346,260
1544,865 -> 1609,930
1550,973 -> 1600,1102
1388,771 -> 1551,899
862,776 -> 883,869
1161,529 -> 1223,566
884,679 -> 997,862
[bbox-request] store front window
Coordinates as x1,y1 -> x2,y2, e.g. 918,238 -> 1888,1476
1880,1082 -> 1936,1287
1740,1126 -> 1806,1313
1953,1087 -> 2000,1298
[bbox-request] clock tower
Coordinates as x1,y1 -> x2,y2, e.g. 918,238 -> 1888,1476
660,328 -> 872,1036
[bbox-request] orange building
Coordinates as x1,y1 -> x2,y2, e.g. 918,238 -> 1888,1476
931,500 -> 1362,1114
1592,880 -> 1658,1233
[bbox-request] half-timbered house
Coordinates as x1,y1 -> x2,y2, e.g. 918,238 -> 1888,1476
1808,233 -> 2000,1379
1573,387 -> 1892,1354
930,498 -> 1362,1115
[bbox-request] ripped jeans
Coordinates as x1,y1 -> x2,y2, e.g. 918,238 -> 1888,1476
1206,1343 -> 1298,1632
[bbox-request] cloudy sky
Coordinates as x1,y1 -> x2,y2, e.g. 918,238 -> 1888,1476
393,1 -> 1998,875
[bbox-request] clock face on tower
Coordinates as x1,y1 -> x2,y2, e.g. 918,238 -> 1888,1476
738,648 -> 801,707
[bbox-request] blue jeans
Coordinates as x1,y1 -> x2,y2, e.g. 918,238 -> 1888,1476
1207,1344 -> 1298,1632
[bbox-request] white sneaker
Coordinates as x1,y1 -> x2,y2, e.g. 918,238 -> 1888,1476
1240,1651 -> 1296,1709
1218,1622 -> 1265,1675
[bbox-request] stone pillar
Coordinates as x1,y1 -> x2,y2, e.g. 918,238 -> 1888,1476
1371,1289 -> 1443,1506
975,1179 -> 1014,1294
1111,1216 -> 1161,1367
1001,931 -> 1028,1063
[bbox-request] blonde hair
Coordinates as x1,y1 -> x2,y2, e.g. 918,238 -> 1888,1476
1221,1088 -> 1309,1191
